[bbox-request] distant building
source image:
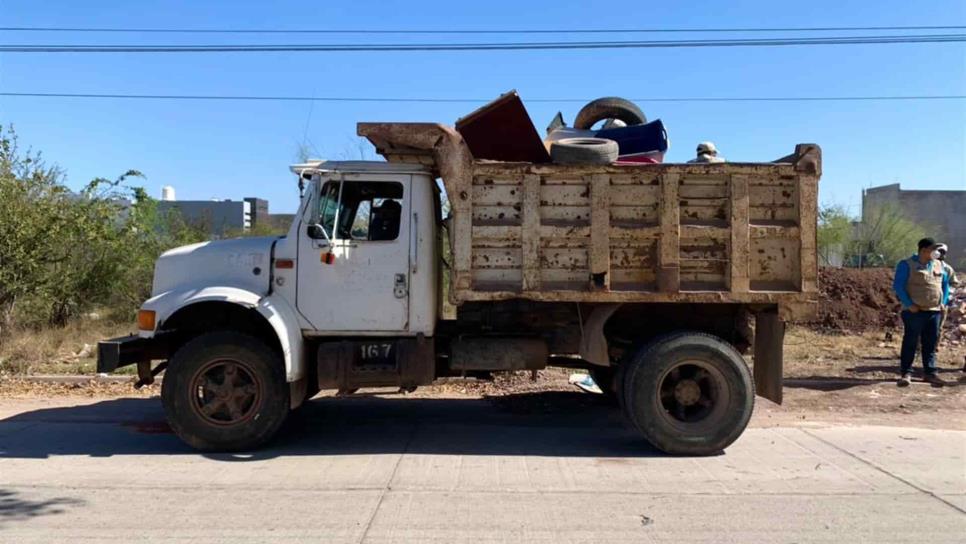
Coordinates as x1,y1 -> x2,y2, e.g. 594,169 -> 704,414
862,183 -> 966,266
244,197 -> 270,228
158,199 -> 253,236
151,184 -> 277,236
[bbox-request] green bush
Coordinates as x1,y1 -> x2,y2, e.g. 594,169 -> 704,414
855,202 -> 930,265
817,203 -> 929,268
817,204 -> 854,266
0,125 -> 206,332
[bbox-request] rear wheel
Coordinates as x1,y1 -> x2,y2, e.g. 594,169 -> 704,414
161,331 -> 289,451
621,332 -> 753,455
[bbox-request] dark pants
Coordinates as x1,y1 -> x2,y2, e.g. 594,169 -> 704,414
899,310 -> 941,375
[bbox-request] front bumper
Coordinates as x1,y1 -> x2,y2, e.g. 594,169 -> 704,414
97,334 -> 172,373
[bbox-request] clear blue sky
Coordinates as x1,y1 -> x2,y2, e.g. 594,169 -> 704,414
1,0 -> 963,213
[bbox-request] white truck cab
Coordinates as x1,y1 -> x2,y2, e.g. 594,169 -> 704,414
283,161 -> 439,336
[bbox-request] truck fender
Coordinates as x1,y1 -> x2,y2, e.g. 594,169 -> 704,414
578,304 -> 621,367
141,287 -> 305,382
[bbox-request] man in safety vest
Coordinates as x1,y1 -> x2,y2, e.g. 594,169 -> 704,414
892,238 -> 952,387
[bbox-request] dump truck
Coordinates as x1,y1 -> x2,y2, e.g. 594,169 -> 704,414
98,121 -> 820,455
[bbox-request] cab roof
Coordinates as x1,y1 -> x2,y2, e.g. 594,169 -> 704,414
289,160 -> 431,176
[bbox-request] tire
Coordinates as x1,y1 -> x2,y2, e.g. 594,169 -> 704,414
621,332 -> 753,455
550,138 -> 619,165
161,331 -> 289,452
573,97 -> 647,130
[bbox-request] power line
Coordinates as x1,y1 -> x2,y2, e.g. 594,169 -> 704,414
2,34 -> 965,53
2,92 -> 964,103
1,25 -> 965,35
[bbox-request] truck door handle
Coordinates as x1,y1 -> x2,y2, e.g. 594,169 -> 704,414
394,273 -> 408,298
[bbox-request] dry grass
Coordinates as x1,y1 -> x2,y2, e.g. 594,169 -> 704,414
0,377 -> 158,398
784,326 -> 965,380
0,318 -> 134,376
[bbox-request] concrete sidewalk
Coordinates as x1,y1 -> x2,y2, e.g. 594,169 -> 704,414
0,394 -> 964,542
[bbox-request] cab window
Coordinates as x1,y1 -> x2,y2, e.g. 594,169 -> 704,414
317,181 -> 404,241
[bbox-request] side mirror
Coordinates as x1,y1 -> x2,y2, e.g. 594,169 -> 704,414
306,223 -> 327,241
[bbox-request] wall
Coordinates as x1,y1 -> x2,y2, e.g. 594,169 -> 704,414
863,183 -> 966,268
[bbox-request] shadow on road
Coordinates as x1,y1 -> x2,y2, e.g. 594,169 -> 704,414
0,488 -> 84,526
0,391 -> 667,460
786,374 -> 960,391
784,377 -> 896,391
847,364 -> 963,375
854,356 -> 897,362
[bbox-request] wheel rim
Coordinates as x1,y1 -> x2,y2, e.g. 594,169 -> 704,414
656,359 -> 729,429
189,359 -> 262,427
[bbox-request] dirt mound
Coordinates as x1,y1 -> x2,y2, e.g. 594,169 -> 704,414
944,288 -> 966,347
814,268 -> 901,332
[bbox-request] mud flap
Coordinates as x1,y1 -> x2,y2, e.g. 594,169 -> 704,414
754,309 -> 785,404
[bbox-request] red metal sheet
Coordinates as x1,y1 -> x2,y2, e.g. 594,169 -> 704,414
455,91 -> 551,163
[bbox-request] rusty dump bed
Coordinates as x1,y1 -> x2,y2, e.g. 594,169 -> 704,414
360,123 -> 820,320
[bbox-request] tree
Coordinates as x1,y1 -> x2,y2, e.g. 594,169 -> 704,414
0,126 -> 65,328
816,202 -> 929,268
817,205 -> 853,266
852,202 -> 929,266
0,125 -> 206,332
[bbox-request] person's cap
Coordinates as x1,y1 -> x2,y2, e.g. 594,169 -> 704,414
936,243 -> 948,254
917,237 -> 938,250
696,141 -> 717,155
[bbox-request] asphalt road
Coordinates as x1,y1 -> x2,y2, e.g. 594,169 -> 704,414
0,392 -> 964,543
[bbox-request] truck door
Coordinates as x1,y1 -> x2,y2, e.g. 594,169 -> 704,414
297,174 -> 411,332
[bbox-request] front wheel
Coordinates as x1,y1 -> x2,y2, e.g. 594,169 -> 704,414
161,331 -> 289,451
621,332 -> 753,455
